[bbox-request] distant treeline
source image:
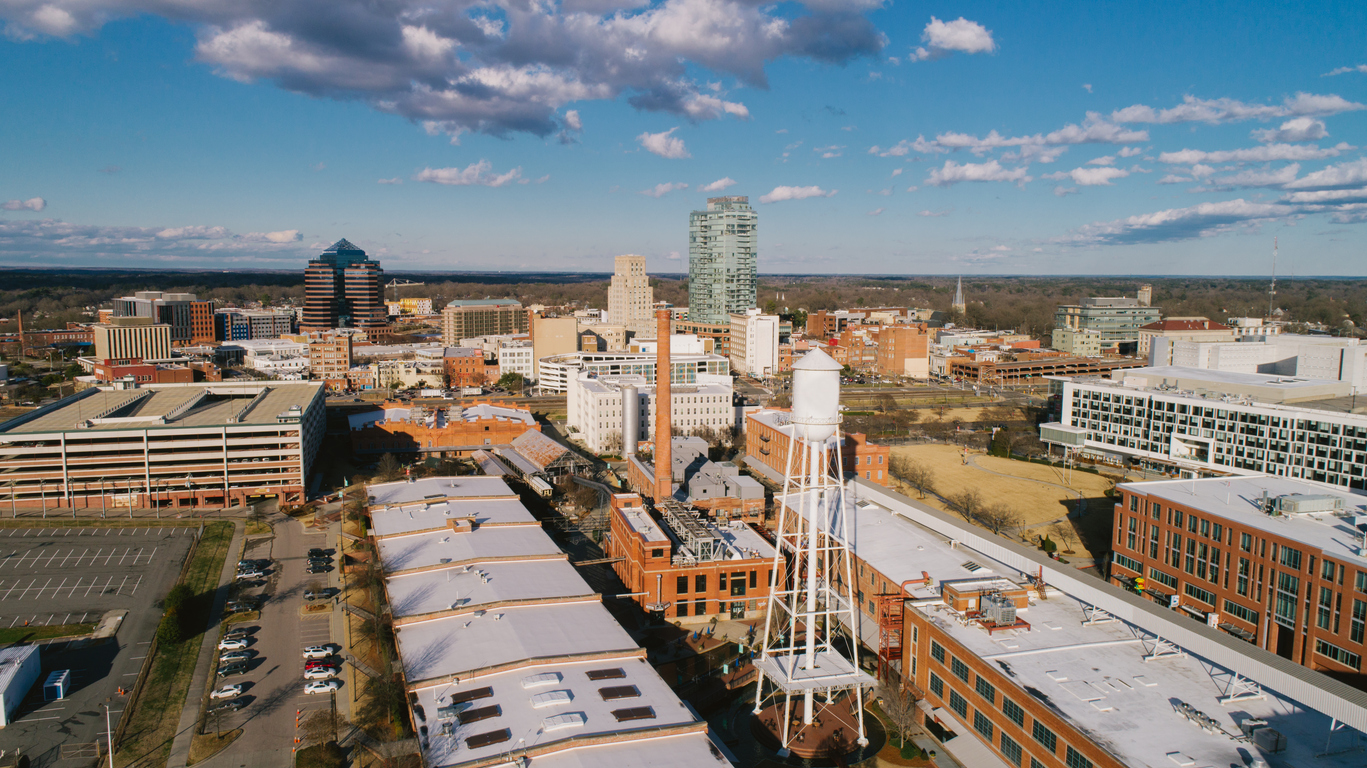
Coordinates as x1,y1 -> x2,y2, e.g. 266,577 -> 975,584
0,268 -> 1361,338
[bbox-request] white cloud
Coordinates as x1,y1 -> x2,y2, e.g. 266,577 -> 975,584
1111,92 -> 1364,125
1053,186 -> 1078,197
917,209 -> 948,217
311,162 -> 326,171
867,207 -> 884,216
1118,146 -> 1142,157
759,185 -> 836,203
1086,155 -> 1115,166
563,110 -> 583,132
925,160 -> 1031,187
377,178 -> 402,184
1250,117 -> 1327,144
637,127 -> 690,159
1204,164 -> 1301,189
681,94 -> 749,121
1324,64 -> 1367,76
1282,157 -> 1367,190
1061,199 -> 1299,246
414,160 -> 523,186
698,177 -> 737,192
1280,187 -> 1367,205
1,198 -> 45,212
639,182 -> 689,198
1158,142 -> 1355,165
1043,166 -> 1129,186
814,144 -> 844,158
1157,174 -> 1191,185
1082,83 -> 1092,93
890,168 -> 903,178
991,245 -> 1010,252
534,174 -> 550,184
909,16 -> 995,61
156,225 -> 230,239
243,229 -> 302,243
897,114 -> 1148,160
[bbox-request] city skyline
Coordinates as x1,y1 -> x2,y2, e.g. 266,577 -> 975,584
0,2 -> 1364,275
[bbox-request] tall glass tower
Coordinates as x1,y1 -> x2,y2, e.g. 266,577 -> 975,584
302,238 -> 386,330
688,196 -> 757,324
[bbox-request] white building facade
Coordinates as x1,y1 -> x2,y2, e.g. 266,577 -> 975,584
569,372 -> 733,454
729,309 -> 779,378
606,254 -> 654,339
496,340 -> 535,382
537,348 -> 730,393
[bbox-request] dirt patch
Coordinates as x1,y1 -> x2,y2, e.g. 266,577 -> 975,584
890,444 -> 1119,559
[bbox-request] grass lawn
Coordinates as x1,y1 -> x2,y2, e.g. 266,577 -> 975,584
0,622 -> 96,645
114,520 -> 235,768
244,520 -> 272,536
891,444 -> 1119,559
187,727 -> 242,765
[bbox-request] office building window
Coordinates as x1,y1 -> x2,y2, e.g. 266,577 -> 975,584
929,673 -> 944,698
976,677 -> 996,704
1002,697 -> 1024,727
1032,721 -> 1057,754
951,657 -> 971,683
949,690 -> 968,718
1000,734 -> 1022,766
974,710 -> 995,741
1065,746 -> 1093,768
931,641 -> 945,663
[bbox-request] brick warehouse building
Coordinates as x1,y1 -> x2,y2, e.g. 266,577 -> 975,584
1109,474 -> 1367,677
606,493 -> 775,622
740,458 -> 1367,768
745,408 -> 890,486
346,402 -> 538,458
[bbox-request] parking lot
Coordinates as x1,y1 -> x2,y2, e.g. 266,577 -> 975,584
0,525 -> 196,765
199,517 -> 344,767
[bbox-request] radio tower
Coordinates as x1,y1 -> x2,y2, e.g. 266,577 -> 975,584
1268,238 -> 1277,320
753,348 -> 872,757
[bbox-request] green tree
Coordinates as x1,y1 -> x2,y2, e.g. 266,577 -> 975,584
496,372 -> 525,391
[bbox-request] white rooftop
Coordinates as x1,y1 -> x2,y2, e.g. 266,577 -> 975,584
370,498 -> 536,537
348,404 -> 534,431
388,558 -> 592,618
376,525 -> 561,572
410,656 -> 702,768
524,732 -> 731,768
620,507 -> 668,543
1118,474 -> 1367,560
368,476 -> 519,509
395,600 -> 639,684
711,520 -> 776,561
1121,365 -> 1342,390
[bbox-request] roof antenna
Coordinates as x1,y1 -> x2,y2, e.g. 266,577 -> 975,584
1268,237 -> 1277,320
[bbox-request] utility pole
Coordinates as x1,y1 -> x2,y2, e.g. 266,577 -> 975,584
103,703 -> 114,768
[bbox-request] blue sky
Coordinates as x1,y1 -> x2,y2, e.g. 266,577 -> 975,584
1,1 -> 1365,275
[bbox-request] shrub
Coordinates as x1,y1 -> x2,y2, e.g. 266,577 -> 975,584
295,741 -> 346,768
1040,536 -> 1057,554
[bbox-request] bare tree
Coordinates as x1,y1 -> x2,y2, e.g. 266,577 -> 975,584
877,393 -> 898,413
600,430 -> 623,456
376,453 -> 402,482
877,682 -> 920,748
976,504 -> 1025,537
300,708 -> 350,747
891,455 -> 936,499
949,488 -> 984,523
1050,520 -> 1080,554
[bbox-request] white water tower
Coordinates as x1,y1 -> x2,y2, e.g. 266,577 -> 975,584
753,348 -> 871,756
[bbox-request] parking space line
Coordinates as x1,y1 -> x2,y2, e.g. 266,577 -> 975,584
83,579 -> 98,597
146,546 -> 157,564
7,617 -> 16,628
114,575 -> 128,595
90,548 -> 102,566
35,578 -> 50,598
22,716 -> 63,722
129,574 -> 143,596
103,549 -> 115,565
66,578 -> 80,598
51,578 -> 66,598
43,550 -> 58,567
5,579 -> 26,600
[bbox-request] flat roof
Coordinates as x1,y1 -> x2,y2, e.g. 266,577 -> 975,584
620,508 -> 668,543
376,525 -> 561,573
0,382 -> 321,435
370,498 -> 536,538
368,477 -> 518,508
711,521 -> 776,560
388,558 -> 591,618
410,656 -> 703,768
927,588 -> 1364,768
0,645 -> 37,694
1118,475 -> 1367,559
395,601 -> 638,684
1124,365 -> 1342,390
522,732 -> 731,768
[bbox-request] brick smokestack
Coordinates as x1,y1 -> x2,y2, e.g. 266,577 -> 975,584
654,309 -> 672,502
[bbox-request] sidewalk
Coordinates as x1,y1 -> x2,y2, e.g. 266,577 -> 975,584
165,521 -> 246,768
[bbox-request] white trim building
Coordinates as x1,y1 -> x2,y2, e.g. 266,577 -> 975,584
568,373 -> 733,454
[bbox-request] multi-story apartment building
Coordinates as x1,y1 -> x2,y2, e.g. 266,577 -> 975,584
307,334 -> 353,383
1162,333 -> 1367,389
1050,326 -> 1103,357
607,255 -> 654,338
830,324 -> 880,372
111,291 -> 215,344
215,309 -> 295,341
93,318 -> 172,361
568,372 -> 734,454
1110,474 -> 1367,674
538,349 -> 731,394
607,492 -> 774,622
439,299 -> 526,345
301,238 -> 386,330
1052,296 -> 1161,355
496,340 -> 534,382
0,381 -> 324,509
1042,366 -> 1366,487
441,347 -> 489,387
876,323 -> 932,378
728,309 -> 779,378
672,319 -> 730,358
688,196 -> 756,324
744,408 -> 889,486
1138,318 -> 1234,362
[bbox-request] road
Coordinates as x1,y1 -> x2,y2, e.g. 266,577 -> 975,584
199,508 -> 346,768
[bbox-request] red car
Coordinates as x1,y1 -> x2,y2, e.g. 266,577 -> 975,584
305,660 -> 338,671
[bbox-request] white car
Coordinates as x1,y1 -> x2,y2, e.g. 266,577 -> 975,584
305,680 -> 342,695
210,684 -> 243,699
302,646 -> 335,660
304,667 -> 340,680
218,638 -> 248,651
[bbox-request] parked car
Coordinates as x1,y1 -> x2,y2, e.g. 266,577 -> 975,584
210,684 -> 243,699
218,638 -> 248,651
209,699 -> 247,714
305,661 -> 338,672
219,650 -> 253,663
235,571 -> 264,581
308,548 -> 332,558
225,601 -> 256,614
305,680 -> 342,694
306,564 -> 330,574
303,590 -> 327,601
304,667 -> 340,680
302,645 -> 335,659
222,628 -> 252,641
217,662 -> 249,678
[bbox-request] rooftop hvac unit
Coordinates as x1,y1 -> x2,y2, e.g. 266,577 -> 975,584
981,592 -> 1016,626
1252,726 -> 1286,753
1272,494 -> 1342,515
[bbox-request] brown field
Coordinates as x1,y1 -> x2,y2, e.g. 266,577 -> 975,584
889,444 -> 1122,559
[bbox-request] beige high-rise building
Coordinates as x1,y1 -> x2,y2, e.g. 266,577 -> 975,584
93,317 -> 172,361
607,255 -> 654,339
